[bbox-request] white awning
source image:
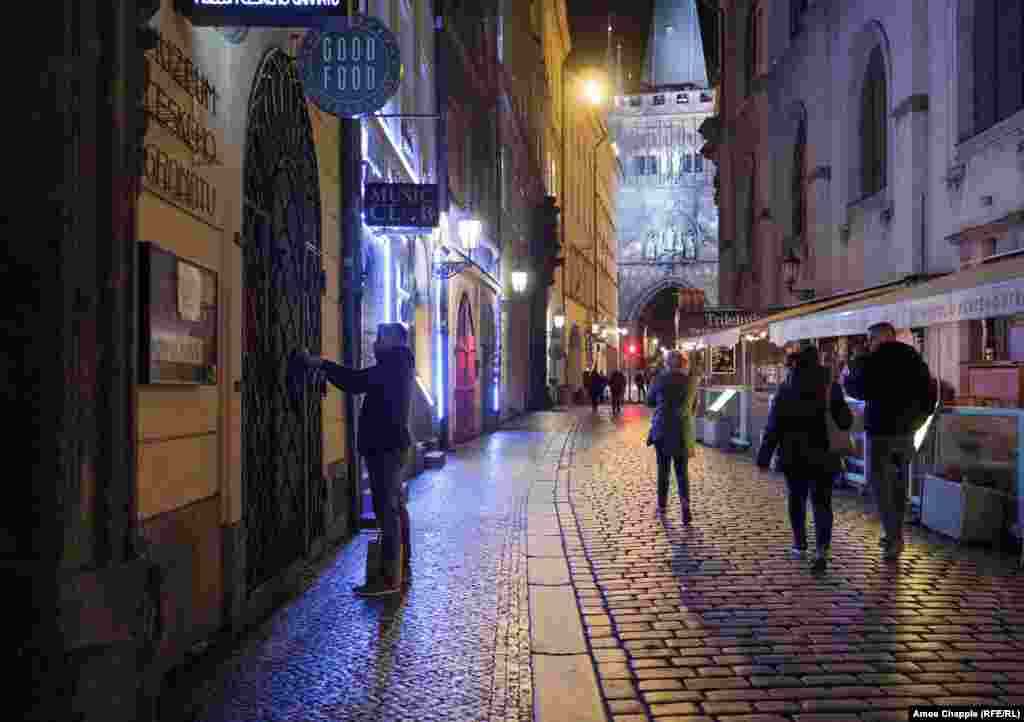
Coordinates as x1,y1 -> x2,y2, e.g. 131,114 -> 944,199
770,255 -> 1024,345
704,326 -> 741,347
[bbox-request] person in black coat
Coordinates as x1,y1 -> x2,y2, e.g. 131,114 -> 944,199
588,368 -> 607,412
297,323 -> 415,596
609,370 -> 627,415
843,322 -> 936,560
758,346 -> 852,574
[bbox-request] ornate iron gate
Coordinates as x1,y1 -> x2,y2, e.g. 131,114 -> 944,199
242,49 -> 326,593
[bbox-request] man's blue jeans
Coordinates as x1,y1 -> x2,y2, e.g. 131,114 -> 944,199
366,449 -> 410,578
865,434 -> 914,545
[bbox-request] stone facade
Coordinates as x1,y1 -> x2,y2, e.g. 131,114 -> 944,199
611,0 -> 720,342
611,87 -> 720,325
706,0 -> 1024,393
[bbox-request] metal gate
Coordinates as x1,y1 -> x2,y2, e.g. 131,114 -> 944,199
241,49 -> 326,593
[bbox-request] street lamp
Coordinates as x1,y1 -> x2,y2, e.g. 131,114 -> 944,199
782,246 -> 815,301
510,270 -> 528,294
553,310 -> 566,329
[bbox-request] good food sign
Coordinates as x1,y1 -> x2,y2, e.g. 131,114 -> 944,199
298,14 -> 401,118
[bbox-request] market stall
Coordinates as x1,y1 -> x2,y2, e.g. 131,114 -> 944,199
767,252 -> 1024,563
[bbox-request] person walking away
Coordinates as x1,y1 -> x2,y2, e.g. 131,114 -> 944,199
295,323 -> 415,596
757,346 -> 852,574
843,322 -> 936,561
635,371 -> 647,402
609,369 -> 627,415
588,368 -> 607,413
646,351 -> 700,524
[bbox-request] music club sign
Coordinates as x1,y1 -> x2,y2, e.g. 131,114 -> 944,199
364,183 -> 439,229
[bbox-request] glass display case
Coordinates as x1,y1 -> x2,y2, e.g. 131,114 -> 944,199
918,408 -> 1023,560
700,386 -> 745,449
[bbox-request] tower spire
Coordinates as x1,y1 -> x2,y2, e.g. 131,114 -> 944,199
643,0 -> 708,89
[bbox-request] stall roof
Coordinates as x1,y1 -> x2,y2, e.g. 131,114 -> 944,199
709,276 -> 925,345
693,277 -> 924,348
770,253 -> 1024,345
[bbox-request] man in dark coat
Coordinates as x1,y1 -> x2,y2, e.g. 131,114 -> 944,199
758,346 -> 852,573
297,323 -> 415,595
588,368 -> 607,412
634,371 -> 647,402
608,369 -> 627,415
843,322 -> 936,561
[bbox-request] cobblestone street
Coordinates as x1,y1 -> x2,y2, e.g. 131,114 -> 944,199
174,407 -> 1023,722
562,406 -> 1024,722
179,413 -> 576,722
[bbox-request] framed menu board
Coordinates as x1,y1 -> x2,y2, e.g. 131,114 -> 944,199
711,345 -> 736,375
138,242 -> 218,385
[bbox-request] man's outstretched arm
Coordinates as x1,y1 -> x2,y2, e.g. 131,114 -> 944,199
301,351 -> 373,394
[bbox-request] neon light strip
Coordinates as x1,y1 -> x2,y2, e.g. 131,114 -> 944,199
383,235 -> 392,323
435,265 -> 444,420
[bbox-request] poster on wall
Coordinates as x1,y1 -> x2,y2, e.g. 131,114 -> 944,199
711,345 -> 735,375
139,242 -> 218,385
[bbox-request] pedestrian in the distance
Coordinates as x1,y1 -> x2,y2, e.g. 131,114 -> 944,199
843,322 -> 937,560
295,323 -> 415,596
646,351 -> 699,524
635,371 -> 647,402
757,345 -> 852,574
588,368 -> 607,413
609,369 -> 627,415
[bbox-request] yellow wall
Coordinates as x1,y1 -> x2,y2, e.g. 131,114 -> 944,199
137,9 -> 348,531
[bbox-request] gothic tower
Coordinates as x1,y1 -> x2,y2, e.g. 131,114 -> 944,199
643,0 -> 708,89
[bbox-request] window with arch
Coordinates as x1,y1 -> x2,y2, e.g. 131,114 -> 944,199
790,0 -> 808,38
793,114 -> 806,241
860,45 -> 887,197
745,3 -> 764,95
972,0 -> 1024,136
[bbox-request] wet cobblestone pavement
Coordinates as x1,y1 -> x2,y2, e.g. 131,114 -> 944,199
563,406 -> 1024,721
184,413 -> 576,722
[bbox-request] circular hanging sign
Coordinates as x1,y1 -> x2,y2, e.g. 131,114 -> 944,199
297,14 -> 401,118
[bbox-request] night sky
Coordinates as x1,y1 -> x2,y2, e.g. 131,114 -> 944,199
567,0 -> 655,93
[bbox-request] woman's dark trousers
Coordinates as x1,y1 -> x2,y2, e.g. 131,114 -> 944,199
655,444 -> 690,509
785,474 -> 833,550
365,449 -> 411,579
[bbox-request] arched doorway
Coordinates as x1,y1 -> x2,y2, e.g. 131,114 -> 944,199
241,49 -> 325,594
479,300 -> 497,431
453,294 -> 478,443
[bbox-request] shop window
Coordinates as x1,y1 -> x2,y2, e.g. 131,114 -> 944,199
972,0 -> 1024,136
653,94 -> 666,106
860,46 -> 887,197
677,93 -> 689,104
695,154 -> 704,173
700,92 -> 712,103
629,96 -> 642,107
683,153 -> 693,173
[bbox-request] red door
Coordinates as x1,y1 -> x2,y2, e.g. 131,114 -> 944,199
453,294 -> 478,443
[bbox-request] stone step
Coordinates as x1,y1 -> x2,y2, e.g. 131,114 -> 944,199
424,450 -> 446,469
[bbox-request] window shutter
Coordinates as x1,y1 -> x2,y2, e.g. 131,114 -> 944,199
974,1 -> 998,133
996,0 -> 1024,123
860,66 -> 874,197
873,50 -> 887,193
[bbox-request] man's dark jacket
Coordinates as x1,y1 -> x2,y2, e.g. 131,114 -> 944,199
843,341 -> 935,436
609,371 -> 627,395
758,351 -> 852,477
320,347 -> 415,456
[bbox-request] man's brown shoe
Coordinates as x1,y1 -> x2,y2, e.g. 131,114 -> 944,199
354,576 -> 400,596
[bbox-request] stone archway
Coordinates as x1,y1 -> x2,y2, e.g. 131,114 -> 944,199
622,276 -> 701,325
